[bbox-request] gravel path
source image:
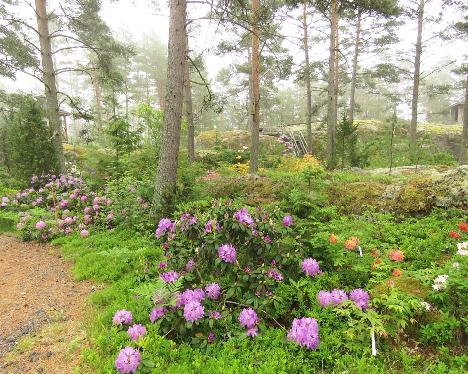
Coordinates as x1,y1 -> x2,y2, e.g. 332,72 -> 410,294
0,234 -> 92,373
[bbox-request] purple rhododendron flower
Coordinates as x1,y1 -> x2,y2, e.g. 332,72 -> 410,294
239,308 -> 259,329
80,229 -> 89,238
64,216 -> 74,225
330,289 -> 348,304
155,218 -> 176,238
287,317 -> 319,350
158,261 -> 167,269
184,301 -> 204,322
205,283 -> 221,300
160,271 -> 179,283
234,208 -> 254,226
302,258 -> 321,277
149,306 -> 166,323
112,310 -> 133,326
204,219 -> 220,233
107,213 -> 114,221
218,243 -> 237,263
80,195 -> 88,202
349,289 -> 370,310
115,346 -> 141,374
263,235 -> 272,244
282,215 -> 293,227
267,268 -> 284,281
180,288 -> 205,305
35,221 -> 46,230
246,327 -> 258,337
59,200 -> 68,209
127,324 -> 146,341
208,331 -> 215,343
209,310 -> 221,320
317,291 -> 332,307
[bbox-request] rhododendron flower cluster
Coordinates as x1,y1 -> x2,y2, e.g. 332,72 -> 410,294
160,271 -> 179,283
184,301 -> 205,322
282,215 -> 293,227
239,308 -> 259,337
389,249 -> 405,262
112,310 -> 133,326
458,222 -> 468,232
450,230 -> 462,239
344,237 -> 359,250
267,268 -> 284,281
329,233 -> 338,244
115,347 -> 141,374
302,258 -> 321,277
155,218 -> 176,239
205,283 -> 221,300
234,208 -> 254,226
318,289 -> 370,310
287,317 -> 319,350
349,289 -> 370,310
218,243 -> 237,263
204,219 -> 220,233
149,306 -> 166,323
127,324 -> 146,341
35,220 -> 46,230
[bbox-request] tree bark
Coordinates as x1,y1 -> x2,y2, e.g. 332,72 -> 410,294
302,0 -> 312,154
349,10 -> 361,125
410,0 -> 424,150
461,75 -> 468,164
153,0 -> 187,213
92,73 -> 103,130
184,35 -> 195,163
249,0 -> 260,174
35,0 -> 65,172
326,0 -> 339,168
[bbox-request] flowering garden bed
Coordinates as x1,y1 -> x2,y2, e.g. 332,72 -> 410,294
1,174 -> 467,373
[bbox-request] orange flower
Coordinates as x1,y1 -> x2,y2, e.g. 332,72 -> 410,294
371,248 -> 380,258
389,250 -> 405,262
329,233 -> 338,244
458,222 -> 468,233
449,230 -> 461,239
392,268 -> 402,277
371,258 -> 383,269
344,237 -> 358,250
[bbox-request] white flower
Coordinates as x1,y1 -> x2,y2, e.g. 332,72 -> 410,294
432,274 -> 449,290
434,274 -> 448,283
420,301 -> 431,311
452,262 -> 460,269
457,242 -> 468,251
456,249 -> 468,256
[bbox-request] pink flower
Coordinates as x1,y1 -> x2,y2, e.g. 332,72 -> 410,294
302,258 -> 321,277
218,243 -> 237,263
35,221 -> 46,230
80,229 -> 89,238
127,324 -> 146,341
282,215 -> 293,227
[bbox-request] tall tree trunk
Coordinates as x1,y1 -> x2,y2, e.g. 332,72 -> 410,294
326,0 -> 339,168
92,73 -> 103,130
153,0 -> 187,213
302,0 -> 312,154
247,47 -> 253,131
157,80 -> 166,111
35,0 -> 65,172
410,0 -> 424,151
461,75 -> 468,164
349,10 -> 361,125
249,0 -> 260,174
184,35 -> 195,163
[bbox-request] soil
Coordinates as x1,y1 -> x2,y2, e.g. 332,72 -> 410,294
0,234 -> 92,374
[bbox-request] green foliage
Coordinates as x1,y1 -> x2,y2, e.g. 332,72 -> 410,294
0,96 -> 60,183
106,116 -> 140,159
336,114 -> 370,168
